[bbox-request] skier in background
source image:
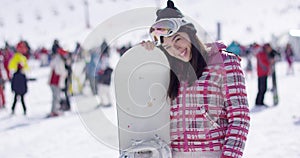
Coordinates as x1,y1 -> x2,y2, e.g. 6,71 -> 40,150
8,41 -> 29,74
265,43 -> 280,106
73,42 -> 83,59
284,43 -> 294,75
93,40 -> 113,107
0,55 -> 6,109
61,50 -> 72,111
3,43 -> 14,80
255,44 -> 271,107
51,39 -> 61,55
84,50 -> 99,95
22,40 -> 31,59
11,64 -> 28,115
97,48 -> 112,107
47,49 -> 67,117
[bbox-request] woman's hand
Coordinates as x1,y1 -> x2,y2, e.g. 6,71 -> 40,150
141,40 -> 155,51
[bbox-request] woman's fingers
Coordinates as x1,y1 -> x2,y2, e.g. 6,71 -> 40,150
141,40 -> 155,51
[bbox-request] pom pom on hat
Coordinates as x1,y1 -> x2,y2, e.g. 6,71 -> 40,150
156,0 -> 184,21
167,0 -> 175,8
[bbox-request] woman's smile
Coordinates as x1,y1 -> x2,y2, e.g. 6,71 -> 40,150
163,32 -> 192,62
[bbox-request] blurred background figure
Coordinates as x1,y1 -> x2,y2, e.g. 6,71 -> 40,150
60,50 -> 72,111
11,64 -> 28,115
73,42 -> 83,59
8,41 -> 29,74
51,39 -> 61,55
83,50 -> 99,95
226,40 -> 241,55
96,40 -> 112,107
0,55 -> 6,109
39,47 -> 50,67
117,43 -> 132,56
47,48 -> 67,117
284,43 -> 294,75
265,43 -> 281,105
255,44 -> 270,107
244,43 -> 255,78
97,53 -> 112,107
22,40 -> 32,59
3,42 -> 14,80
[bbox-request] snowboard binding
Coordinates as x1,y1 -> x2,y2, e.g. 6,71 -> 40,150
119,135 -> 172,158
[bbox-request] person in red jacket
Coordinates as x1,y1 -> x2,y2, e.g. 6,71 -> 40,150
47,50 -> 67,117
0,55 -> 5,109
255,44 -> 271,107
3,44 -> 13,80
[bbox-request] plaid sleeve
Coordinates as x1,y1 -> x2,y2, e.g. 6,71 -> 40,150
221,53 -> 250,158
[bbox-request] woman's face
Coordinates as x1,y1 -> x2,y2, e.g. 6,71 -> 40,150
162,32 -> 192,62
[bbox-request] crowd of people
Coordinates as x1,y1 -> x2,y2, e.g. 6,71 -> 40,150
0,40 -> 31,112
225,41 -> 295,107
0,38 -> 133,117
0,36 -> 296,118
0,1 -> 296,121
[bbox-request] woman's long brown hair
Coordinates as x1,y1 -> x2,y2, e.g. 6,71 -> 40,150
159,33 -> 208,100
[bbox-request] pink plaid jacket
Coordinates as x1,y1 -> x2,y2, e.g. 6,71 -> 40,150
170,51 -> 250,158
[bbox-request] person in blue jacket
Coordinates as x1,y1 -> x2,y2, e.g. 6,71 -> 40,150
226,41 -> 241,55
11,63 -> 28,115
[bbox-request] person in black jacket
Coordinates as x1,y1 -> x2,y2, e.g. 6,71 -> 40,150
51,39 -> 60,55
97,52 -> 112,107
11,64 -> 28,115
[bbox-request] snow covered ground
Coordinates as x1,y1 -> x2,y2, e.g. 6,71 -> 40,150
0,55 -> 300,158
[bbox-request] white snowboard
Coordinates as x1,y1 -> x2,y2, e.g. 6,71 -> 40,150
114,45 -> 171,155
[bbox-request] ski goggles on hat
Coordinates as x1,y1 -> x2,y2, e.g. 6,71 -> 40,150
149,18 -> 189,46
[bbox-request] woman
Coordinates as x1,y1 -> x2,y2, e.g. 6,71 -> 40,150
141,1 -> 250,157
